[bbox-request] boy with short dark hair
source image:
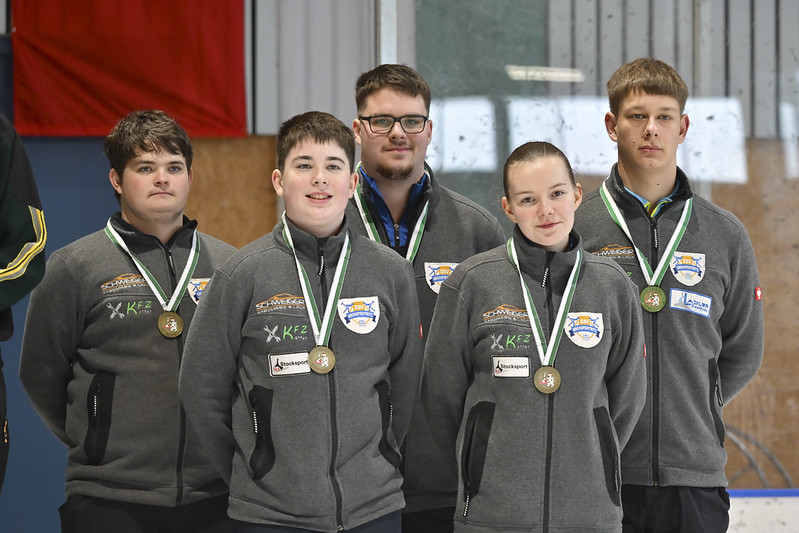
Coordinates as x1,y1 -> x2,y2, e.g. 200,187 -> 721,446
574,57 -> 764,532
180,111 -> 424,532
19,110 -> 237,533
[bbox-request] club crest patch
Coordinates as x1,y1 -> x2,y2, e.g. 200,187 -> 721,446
564,312 -> 603,348
338,297 -> 380,334
671,252 -> 705,286
186,278 -> 210,304
492,356 -> 530,377
424,262 -> 458,294
269,352 -> 311,377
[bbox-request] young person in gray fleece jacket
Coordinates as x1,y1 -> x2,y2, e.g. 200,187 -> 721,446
422,142 -> 646,532
179,111 -> 424,533
574,58 -> 764,533
19,110 -> 237,532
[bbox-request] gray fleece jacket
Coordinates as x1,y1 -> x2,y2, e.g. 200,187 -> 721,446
346,164 -> 506,513
19,213 -> 236,506
422,227 -> 646,532
179,218 -> 424,532
574,166 -> 764,488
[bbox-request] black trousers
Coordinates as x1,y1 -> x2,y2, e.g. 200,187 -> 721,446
621,484 -> 730,533
401,507 -> 454,533
59,493 -> 235,533
235,510 -> 401,533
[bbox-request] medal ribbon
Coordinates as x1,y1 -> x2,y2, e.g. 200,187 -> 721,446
281,213 -> 351,347
600,180 -> 692,287
104,219 -> 199,312
507,238 -> 582,367
353,163 -> 429,262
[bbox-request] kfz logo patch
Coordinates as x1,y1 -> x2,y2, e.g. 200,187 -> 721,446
264,324 -> 281,343
107,302 -> 124,319
490,333 -> 504,350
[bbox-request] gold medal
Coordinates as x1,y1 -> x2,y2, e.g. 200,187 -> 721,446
534,366 -> 561,394
308,346 -> 336,374
640,286 -> 667,313
158,311 -> 184,338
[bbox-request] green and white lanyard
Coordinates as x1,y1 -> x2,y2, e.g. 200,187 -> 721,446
104,218 -> 199,313
352,162 -> 429,261
280,213 -> 351,348
599,179 -> 692,288
507,237 -> 582,369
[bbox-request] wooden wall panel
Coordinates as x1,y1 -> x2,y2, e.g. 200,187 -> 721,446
185,136 -> 278,248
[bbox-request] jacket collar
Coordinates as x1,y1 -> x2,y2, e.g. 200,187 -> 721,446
606,164 -> 693,217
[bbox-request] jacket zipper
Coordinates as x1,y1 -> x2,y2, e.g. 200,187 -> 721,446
317,238 -> 344,530
165,246 -> 187,505
649,217 -> 661,486
542,251 -> 555,531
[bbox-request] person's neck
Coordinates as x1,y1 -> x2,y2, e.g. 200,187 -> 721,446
617,164 -> 677,205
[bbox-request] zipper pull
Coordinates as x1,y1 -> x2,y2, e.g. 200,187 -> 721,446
463,490 -> 471,517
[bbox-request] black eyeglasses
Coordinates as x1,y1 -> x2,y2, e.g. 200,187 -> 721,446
358,114 -> 429,134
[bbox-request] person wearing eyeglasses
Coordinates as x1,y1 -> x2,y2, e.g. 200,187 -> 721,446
349,64 -> 505,533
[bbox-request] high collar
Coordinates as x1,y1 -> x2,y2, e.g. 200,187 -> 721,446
280,215 -> 348,262
606,164 -> 693,217
110,212 -> 197,249
511,225 -> 582,284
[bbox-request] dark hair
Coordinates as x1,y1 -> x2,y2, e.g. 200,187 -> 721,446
607,57 -> 689,116
104,110 -> 192,177
503,141 -> 575,197
104,110 -> 192,201
355,64 -> 431,113
276,111 -> 355,172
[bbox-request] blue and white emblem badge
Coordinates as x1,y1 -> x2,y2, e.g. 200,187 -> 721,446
671,252 -> 705,286
187,278 -> 211,304
424,262 -> 458,294
338,296 -> 380,334
564,312 -> 603,348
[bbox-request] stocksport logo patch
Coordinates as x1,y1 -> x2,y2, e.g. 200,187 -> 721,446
481,304 -> 528,324
492,356 -> 530,378
669,288 -> 712,318
338,297 -> 380,334
591,244 -> 635,259
256,293 -> 305,314
564,312 -> 603,348
270,352 -> 311,377
187,278 -> 210,304
424,262 -> 458,294
100,273 -> 147,294
671,252 -> 705,286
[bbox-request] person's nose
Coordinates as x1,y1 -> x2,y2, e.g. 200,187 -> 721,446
311,167 -> 328,185
644,116 -> 658,137
154,168 -> 169,186
388,119 -> 406,139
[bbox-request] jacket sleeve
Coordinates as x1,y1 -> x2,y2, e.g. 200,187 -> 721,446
420,278 -> 472,471
386,260 -> 424,444
179,268 -> 241,484
19,253 -> 77,444
605,275 -> 647,451
717,226 -> 764,403
0,114 -> 46,315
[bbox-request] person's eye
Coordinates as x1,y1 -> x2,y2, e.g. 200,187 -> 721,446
327,164 -> 341,171
660,115 -> 672,120
137,165 -> 153,173
169,165 -> 184,173
373,117 -> 393,127
404,117 -> 421,126
631,114 -> 645,120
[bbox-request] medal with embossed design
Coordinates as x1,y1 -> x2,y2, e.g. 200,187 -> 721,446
600,180 -> 693,313
308,346 -> 336,374
640,286 -> 667,312
281,214 -> 351,375
507,238 -> 582,395
104,219 -> 200,338
534,366 -> 561,393
158,311 -> 184,338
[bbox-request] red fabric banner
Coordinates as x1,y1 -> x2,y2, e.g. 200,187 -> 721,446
11,1 -> 246,137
